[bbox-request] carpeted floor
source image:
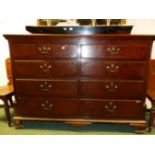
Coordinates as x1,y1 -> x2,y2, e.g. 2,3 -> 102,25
0,107 -> 155,135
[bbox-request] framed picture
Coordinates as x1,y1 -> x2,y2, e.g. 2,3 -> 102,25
37,19 -> 126,26
37,19 -> 59,26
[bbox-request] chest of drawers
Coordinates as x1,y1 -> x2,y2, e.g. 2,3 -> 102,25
4,34 -> 155,133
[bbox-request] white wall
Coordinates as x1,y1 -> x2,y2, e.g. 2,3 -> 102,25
0,19 -> 36,86
129,19 -> 155,59
0,19 -> 155,86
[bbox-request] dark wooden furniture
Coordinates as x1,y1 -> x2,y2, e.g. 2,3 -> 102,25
4,34 -> 155,133
0,58 -> 14,126
147,60 -> 155,132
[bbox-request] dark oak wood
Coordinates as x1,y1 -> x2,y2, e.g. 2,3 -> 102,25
11,44 -> 78,59
15,80 -> 78,97
79,100 -> 145,119
81,60 -> 146,80
4,34 -> 155,133
80,80 -> 144,99
81,43 -> 150,59
15,98 -> 80,117
14,60 -> 79,78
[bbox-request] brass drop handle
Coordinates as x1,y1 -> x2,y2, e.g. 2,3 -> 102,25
40,81 -> 52,91
105,82 -> 118,92
38,46 -> 51,54
41,100 -> 53,110
40,63 -> 52,72
106,64 -> 119,72
105,102 -> 117,112
107,47 -> 120,55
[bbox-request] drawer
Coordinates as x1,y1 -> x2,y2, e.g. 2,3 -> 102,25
81,60 -> 146,80
15,80 -> 78,97
14,60 -> 79,78
80,100 -> 145,120
80,80 -> 144,99
15,98 -> 80,118
81,44 -> 150,60
11,44 -> 78,58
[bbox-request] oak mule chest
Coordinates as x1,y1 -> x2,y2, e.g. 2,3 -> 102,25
4,34 -> 155,133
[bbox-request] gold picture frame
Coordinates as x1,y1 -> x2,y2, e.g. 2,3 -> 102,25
37,19 -> 126,26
